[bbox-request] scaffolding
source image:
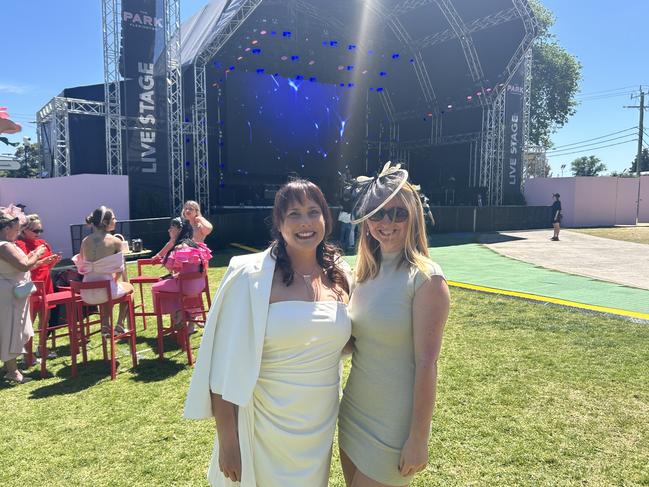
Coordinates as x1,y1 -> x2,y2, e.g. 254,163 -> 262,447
101,0 -> 123,176
36,97 -> 105,177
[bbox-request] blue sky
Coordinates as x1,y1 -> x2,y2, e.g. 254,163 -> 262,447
1,0 -> 647,175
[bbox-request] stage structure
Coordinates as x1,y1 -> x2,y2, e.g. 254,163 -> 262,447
37,0 -> 538,217
37,0 -> 186,217
179,0 -> 538,208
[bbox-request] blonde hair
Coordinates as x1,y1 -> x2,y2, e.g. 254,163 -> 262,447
22,214 -> 42,231
355,182 -> 431,283
183,200 -> 201,214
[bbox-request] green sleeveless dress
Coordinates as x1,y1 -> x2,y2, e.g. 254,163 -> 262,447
339,251 -> 445,485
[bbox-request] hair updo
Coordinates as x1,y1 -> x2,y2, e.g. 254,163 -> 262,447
86,206 -> 115,230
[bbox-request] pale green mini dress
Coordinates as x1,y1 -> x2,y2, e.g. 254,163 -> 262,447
339,251 -> 445,486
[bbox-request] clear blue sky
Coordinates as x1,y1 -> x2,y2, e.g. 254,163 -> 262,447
1,0 -> 647,175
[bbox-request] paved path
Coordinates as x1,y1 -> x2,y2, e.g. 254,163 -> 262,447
479,229 -> 649,291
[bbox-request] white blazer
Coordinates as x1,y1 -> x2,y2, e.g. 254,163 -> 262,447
184,248 -> 276,418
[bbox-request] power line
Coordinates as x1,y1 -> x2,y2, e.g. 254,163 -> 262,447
549,127 -> 637,150
546,134 -> 637,154
576,85 -> 639,97
546,139 -> 636,158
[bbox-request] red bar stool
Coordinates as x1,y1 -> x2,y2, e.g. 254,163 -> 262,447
26,281 -> 81,378
130,258 -> 162,330
70,280 -> 138,380
152,269 -> 209,365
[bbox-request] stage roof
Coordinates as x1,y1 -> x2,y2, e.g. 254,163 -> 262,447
179,0 -> 537,122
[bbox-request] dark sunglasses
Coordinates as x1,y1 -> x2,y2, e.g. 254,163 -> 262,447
368,207 -> 409,223
29,228 -> 44,234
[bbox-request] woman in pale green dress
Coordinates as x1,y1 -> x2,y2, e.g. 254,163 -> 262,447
338,163 -> 451,487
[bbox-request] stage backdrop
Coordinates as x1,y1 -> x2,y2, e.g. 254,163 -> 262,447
121,0 -> 169,218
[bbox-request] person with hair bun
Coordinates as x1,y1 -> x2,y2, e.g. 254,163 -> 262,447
72,206 -> 134,336
151,217 -> 211,330
184,179 -> 351,486
338,163 -> 450,487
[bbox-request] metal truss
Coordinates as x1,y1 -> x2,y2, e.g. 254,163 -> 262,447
193,0 -> 263,213
434,0 -> 485,105
479,89 -> 506,205
165,0 -> 185,215
36,97 -> 105,178
102,0 -> 123,175
416,7 -> 519,50
468,138 -> 480,187
502,0 -> 538,90
367,131 -> 479,151
522,48 -> 533,150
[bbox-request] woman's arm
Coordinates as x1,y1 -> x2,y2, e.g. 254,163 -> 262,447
210,392 -> 242,482
0,243 -> 46,272
197,216 -> 213,238
153,239 -> 175,262
399,275 -> 450,477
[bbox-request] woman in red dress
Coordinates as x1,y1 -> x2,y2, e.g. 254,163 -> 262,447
16,214 -> 61,358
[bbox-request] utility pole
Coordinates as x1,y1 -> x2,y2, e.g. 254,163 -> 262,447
625,86 -> 647,224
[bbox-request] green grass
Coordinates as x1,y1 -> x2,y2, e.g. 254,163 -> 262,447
1,260 -> 649,486
568,226 -> 649,245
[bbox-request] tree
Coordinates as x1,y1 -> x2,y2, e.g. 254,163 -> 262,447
524,149 -> 552,177
628,148 -> 649,174
528,1 -> 582,149
571,155 -> 606,176
0,142 -> 40,178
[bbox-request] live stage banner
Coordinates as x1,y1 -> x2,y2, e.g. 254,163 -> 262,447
502,58 -> 526,204
121,0 -> 169,218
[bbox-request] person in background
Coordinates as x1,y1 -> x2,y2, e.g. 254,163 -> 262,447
153,200 -> 213,261
73,206 -> 133,336
0,206 -> 57,383
16,214 -> 61,359
551,193 -> 562,241
151,218 -> 211,332
338,199 -> 354,253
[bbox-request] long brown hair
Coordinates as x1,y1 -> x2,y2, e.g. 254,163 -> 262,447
270,179 -> 349,294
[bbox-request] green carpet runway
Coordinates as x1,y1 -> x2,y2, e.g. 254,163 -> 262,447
344,235 -> 649,318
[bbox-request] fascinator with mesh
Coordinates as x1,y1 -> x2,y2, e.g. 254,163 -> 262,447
348,162 -> 410,224
0,204 -> 27,225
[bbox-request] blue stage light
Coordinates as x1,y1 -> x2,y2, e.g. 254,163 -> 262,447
392,53 -> 400,59
229,66 -> 235,71
376,87 -> 384,92
348,83 -> 354,87
323,41 -> 328,46
296,75 -> 304,80
309,77 -> 317,82
220,164 -> 225,169
252,48 -> 261,54
330,40 -> 338,46
379,71 -> 387,77
185,161 -> 191,167
283,31 -> 292,37
271,31 -> 277,36
291,55 -> 300,61
256,68 -> 265,74
348,44 -> 356,50
346,65 -> 354,71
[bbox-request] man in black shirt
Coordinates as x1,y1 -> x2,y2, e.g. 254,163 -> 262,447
551,193 -> 562,241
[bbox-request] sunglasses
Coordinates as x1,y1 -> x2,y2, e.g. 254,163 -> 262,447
368,207 -> 409,223
29,228 -> 44,234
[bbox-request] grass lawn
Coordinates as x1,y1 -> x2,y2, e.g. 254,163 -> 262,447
568,225 -> 649,245
1,258 -> 649,486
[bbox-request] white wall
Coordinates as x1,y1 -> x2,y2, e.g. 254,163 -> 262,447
524,176 -> 649,227
0,174 -> 129,257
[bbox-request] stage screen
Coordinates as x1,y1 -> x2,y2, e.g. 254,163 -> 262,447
223,71 -> 366,179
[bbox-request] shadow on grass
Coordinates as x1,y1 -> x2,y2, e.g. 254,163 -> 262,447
130,357 -> 186,383
476,232 -> 527,245
28,360 -> 115,398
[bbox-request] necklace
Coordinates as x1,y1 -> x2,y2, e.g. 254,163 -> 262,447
299,266 -> 322,301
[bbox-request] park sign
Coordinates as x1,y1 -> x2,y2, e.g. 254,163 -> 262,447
502,57 -> 526,204
0,155 -> 20,171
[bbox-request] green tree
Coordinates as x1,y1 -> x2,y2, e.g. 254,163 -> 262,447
571,155 -> 606,176
0,142 -> 40,178
528,1 -> 582,149
628,148 -> 649,174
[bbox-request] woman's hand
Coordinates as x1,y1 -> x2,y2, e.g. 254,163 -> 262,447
29,244 -> 47,259
398,434 -> 429,477
218,431 -> 242,482
37,254 -> 58,267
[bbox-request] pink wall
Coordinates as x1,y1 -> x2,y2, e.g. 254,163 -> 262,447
0,175 -> 129,257
524,176 -> 648,227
